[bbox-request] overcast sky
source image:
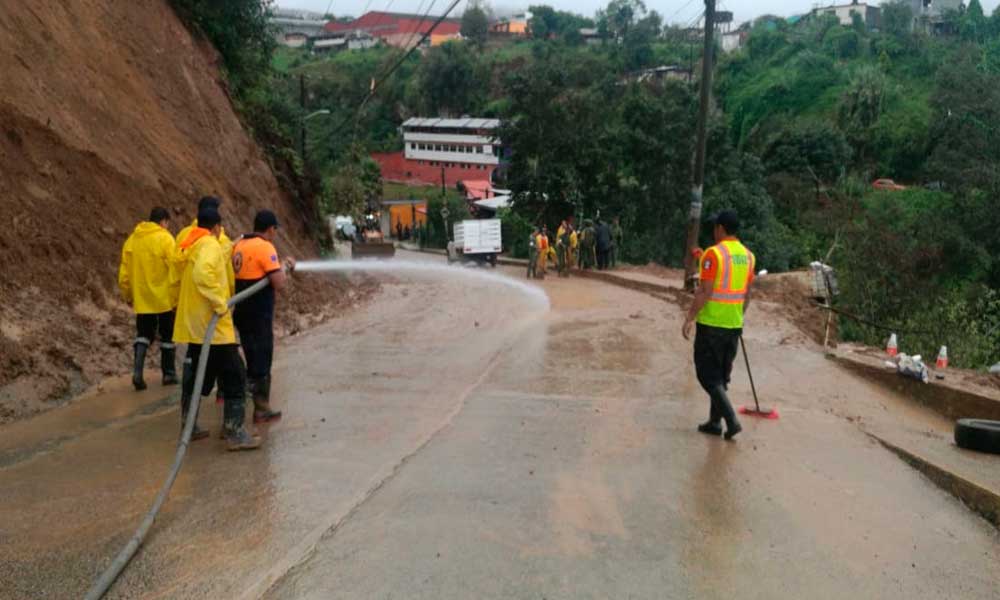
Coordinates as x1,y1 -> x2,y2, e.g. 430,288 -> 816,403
277,0 -> 1000,26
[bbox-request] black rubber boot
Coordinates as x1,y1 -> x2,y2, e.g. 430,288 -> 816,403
132,342 -> 148,391
180,411 -> 210,441
251,376 -> 282,424
697,421 -> 723,436
709,384 -> 741,440
178,360 -> 208,440
161,346 -> 178,386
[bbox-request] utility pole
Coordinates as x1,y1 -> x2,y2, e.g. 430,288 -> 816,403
299,74 -> 307,162
683,0 -> 716,290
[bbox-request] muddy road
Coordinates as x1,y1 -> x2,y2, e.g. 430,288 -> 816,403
1,251 -> 998,599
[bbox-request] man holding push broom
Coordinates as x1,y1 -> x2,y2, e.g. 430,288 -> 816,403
682,210 -> 756,441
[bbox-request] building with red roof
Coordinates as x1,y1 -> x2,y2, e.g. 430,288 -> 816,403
325,11 -> 462,48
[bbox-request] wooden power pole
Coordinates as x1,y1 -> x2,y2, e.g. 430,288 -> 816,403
683,0 -> 717,290
299,74 -> 307,162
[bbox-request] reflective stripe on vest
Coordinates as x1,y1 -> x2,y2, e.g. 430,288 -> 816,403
710,242 -> 750,305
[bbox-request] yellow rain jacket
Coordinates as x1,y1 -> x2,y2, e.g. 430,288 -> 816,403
118,222 -> 177,314
177,219 -> 235,295
173,229 -> 236,346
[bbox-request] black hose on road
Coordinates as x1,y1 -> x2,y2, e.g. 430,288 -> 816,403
84,277 -> 271,600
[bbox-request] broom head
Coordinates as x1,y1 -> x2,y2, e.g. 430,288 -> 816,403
738,406 -> 780,420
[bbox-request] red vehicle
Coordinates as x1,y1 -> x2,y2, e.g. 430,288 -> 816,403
872,178 -> 907,191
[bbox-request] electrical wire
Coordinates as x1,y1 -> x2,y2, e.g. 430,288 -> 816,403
323,0 -> 465,147
666,0 -> 698,24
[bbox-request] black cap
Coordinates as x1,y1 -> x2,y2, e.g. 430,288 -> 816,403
197,196 -> 222,211
253,209 -> 279,232
197,206 -> 222,229
707,210 -> 739,233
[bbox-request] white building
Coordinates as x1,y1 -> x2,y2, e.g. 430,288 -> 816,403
905,0 -> 963,33
270,16 -> 329,46
813,1 -> 881,30
402,117 -> 502,169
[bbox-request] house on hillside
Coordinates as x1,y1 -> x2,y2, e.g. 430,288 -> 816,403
490,13 -> 531,37
813,1 -> 881,31
906,0 -> 963,34
624,65 -> 693,85
372,117 -> 504,187
721,27 -> 749,53
270,16 -> 329,47
325,11 -> 462,49
579,28 -> 602,45
311,31 -> 377,54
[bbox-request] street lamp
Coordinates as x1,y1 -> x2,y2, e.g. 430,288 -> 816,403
300,109 -> 331,162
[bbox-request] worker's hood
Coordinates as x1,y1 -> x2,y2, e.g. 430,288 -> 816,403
131,221 -> 167,238
180,227 -> 212,250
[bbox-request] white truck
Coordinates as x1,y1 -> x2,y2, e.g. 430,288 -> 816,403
451,219 -> 501,267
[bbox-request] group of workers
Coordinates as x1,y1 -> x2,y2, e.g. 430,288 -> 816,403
527,217 -> 623,279
118,196 -> 294,451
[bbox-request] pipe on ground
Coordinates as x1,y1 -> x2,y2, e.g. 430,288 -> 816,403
84,277 -> 271,600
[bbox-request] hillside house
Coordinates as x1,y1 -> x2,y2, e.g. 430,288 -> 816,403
373,117 -> 504,187
813,1 -> 881,31
325,11 -> 462,49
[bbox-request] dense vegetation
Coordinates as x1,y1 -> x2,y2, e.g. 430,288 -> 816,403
176,0 -> 999,367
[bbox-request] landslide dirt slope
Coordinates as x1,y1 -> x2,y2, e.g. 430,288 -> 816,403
0,1 -> 343,422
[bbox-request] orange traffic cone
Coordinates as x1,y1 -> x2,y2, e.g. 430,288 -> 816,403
936,346 -> 948,369
886,333 -> 898,357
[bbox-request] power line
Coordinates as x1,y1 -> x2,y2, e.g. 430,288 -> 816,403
666,0 -> 698,24
323,0 -> 465,147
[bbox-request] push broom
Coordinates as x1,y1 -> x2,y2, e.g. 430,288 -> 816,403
737,336 -> 779,419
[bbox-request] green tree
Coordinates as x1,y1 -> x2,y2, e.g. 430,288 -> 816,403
927,46 -> 1000,193
960,0 -> 989,43
838,65 -> 886,165
760,120 -> 852,184
409,41 -> 487,116
528,5 -> 594,40
461,1 -> 490,47
880,0 -> 913,38
170,0 -> 276,92
323,147 -> 382,218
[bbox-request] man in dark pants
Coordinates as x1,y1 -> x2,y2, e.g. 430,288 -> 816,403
595,219 -> 612,270
232,210 -> 295,424
682,210 -> 755,441
174,206 -> 259,449
118,207 -> 179,390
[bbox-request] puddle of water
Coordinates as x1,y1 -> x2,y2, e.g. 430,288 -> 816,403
295,260 -> 551,310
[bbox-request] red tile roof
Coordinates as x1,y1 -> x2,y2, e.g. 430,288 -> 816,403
326,11 -> 461,37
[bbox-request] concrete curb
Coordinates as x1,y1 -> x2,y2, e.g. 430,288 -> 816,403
829,354 -> 1000,422
867,432 -> 1000,528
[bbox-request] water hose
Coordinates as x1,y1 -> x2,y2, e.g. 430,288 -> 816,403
84,277 -> 271,600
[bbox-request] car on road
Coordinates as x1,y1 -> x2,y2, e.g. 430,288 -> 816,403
872,178 -> 907,191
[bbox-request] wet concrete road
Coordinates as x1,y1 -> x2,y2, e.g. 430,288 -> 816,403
1,251 -> 998,599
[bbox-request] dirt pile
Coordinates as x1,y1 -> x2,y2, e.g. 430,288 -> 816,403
0,1 -> 360,422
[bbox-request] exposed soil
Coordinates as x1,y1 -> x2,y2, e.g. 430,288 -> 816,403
0,1 -> 366,423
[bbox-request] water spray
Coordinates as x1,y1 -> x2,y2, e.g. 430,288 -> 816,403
294,259 -> 550,310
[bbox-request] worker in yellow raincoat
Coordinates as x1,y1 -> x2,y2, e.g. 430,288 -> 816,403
173,205 -> 260,450
569,226 -> 578,270
119,207 -> 179,391
176,196 -> 234,403
177,196 -> 235,294
535,227 -> 549,278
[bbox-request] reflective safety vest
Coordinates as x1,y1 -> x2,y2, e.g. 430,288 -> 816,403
696,239 -> 755,329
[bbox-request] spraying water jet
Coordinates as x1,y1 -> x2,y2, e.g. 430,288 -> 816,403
294,259 -> 550,310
